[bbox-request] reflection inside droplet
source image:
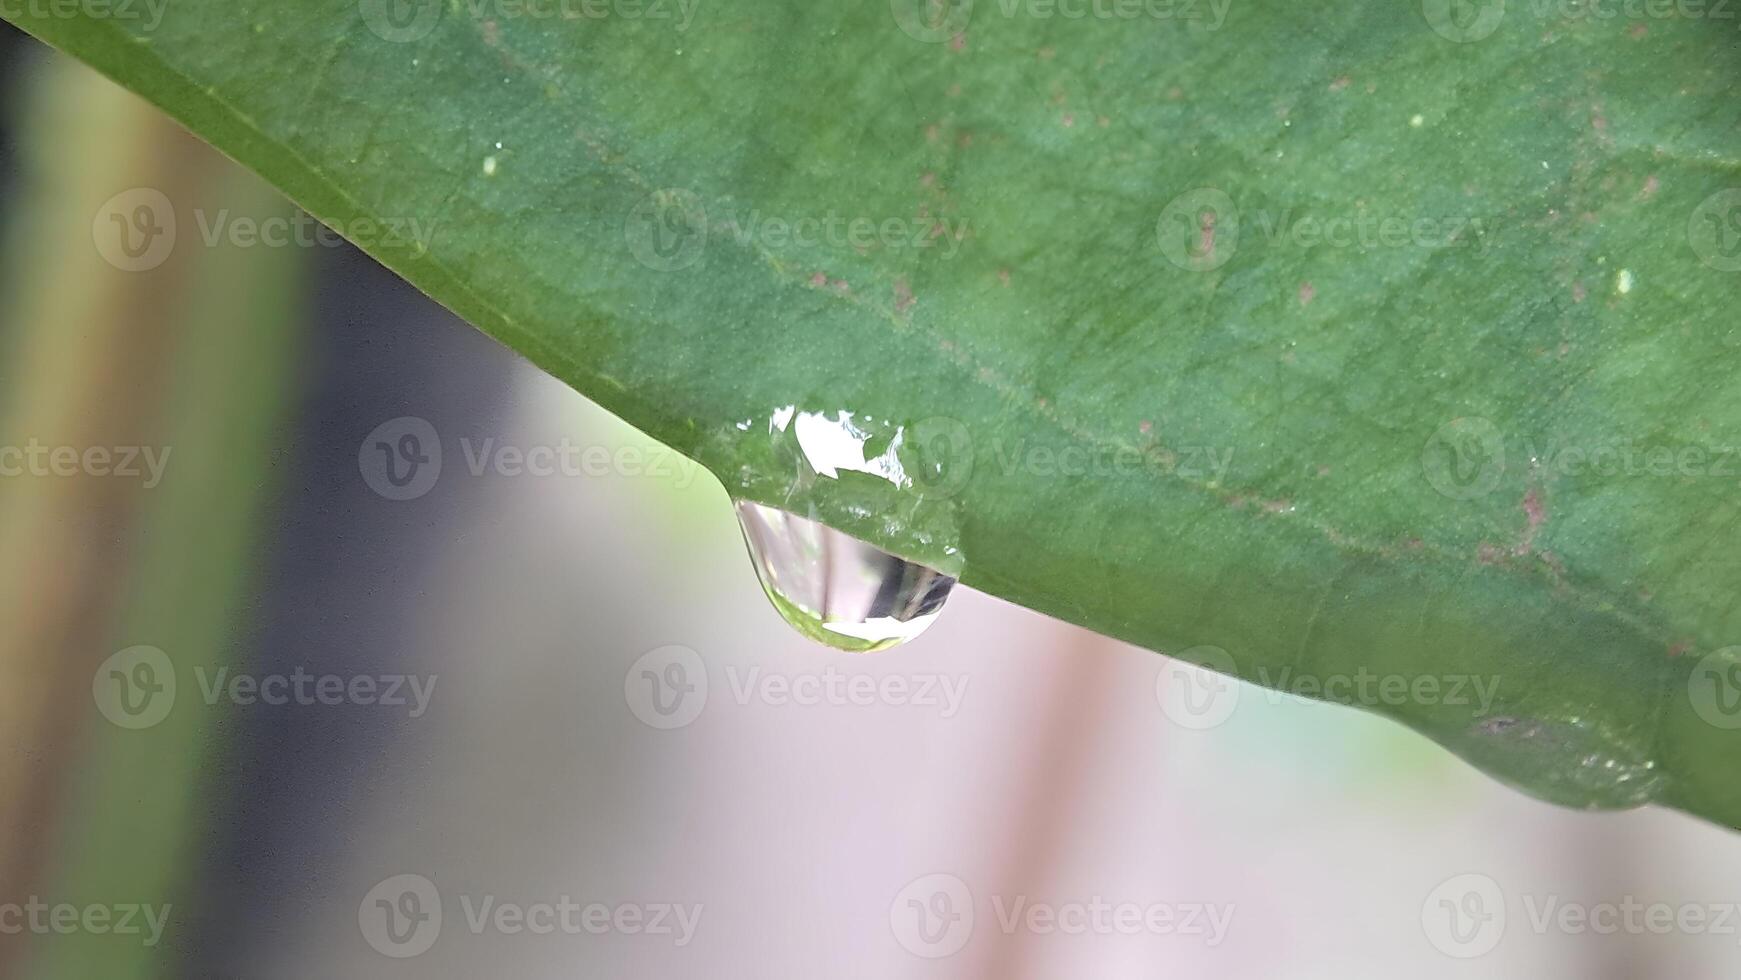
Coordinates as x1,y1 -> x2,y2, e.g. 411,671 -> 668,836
734,500 -> 955,652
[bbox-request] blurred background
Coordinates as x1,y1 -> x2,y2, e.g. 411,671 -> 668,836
3,25 -> 1741,979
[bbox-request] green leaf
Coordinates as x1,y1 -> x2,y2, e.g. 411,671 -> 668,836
7,0 -> 1741,826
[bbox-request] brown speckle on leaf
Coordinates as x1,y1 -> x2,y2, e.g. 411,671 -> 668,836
1513,488 -> 1547,556
1523,488 -> 1545,527
894,278 -> 916,315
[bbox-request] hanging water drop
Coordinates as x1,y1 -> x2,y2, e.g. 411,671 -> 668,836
735,500 -> 955,652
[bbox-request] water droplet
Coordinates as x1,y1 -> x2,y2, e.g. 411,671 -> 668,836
735,500 -> 955,653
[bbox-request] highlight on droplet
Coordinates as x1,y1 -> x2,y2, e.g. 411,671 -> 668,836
733,500 -> 954,653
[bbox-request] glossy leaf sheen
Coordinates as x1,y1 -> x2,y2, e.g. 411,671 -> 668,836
9,1 -> 1741,825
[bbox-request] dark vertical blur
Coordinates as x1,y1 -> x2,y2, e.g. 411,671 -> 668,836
179,226 -> 519,970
